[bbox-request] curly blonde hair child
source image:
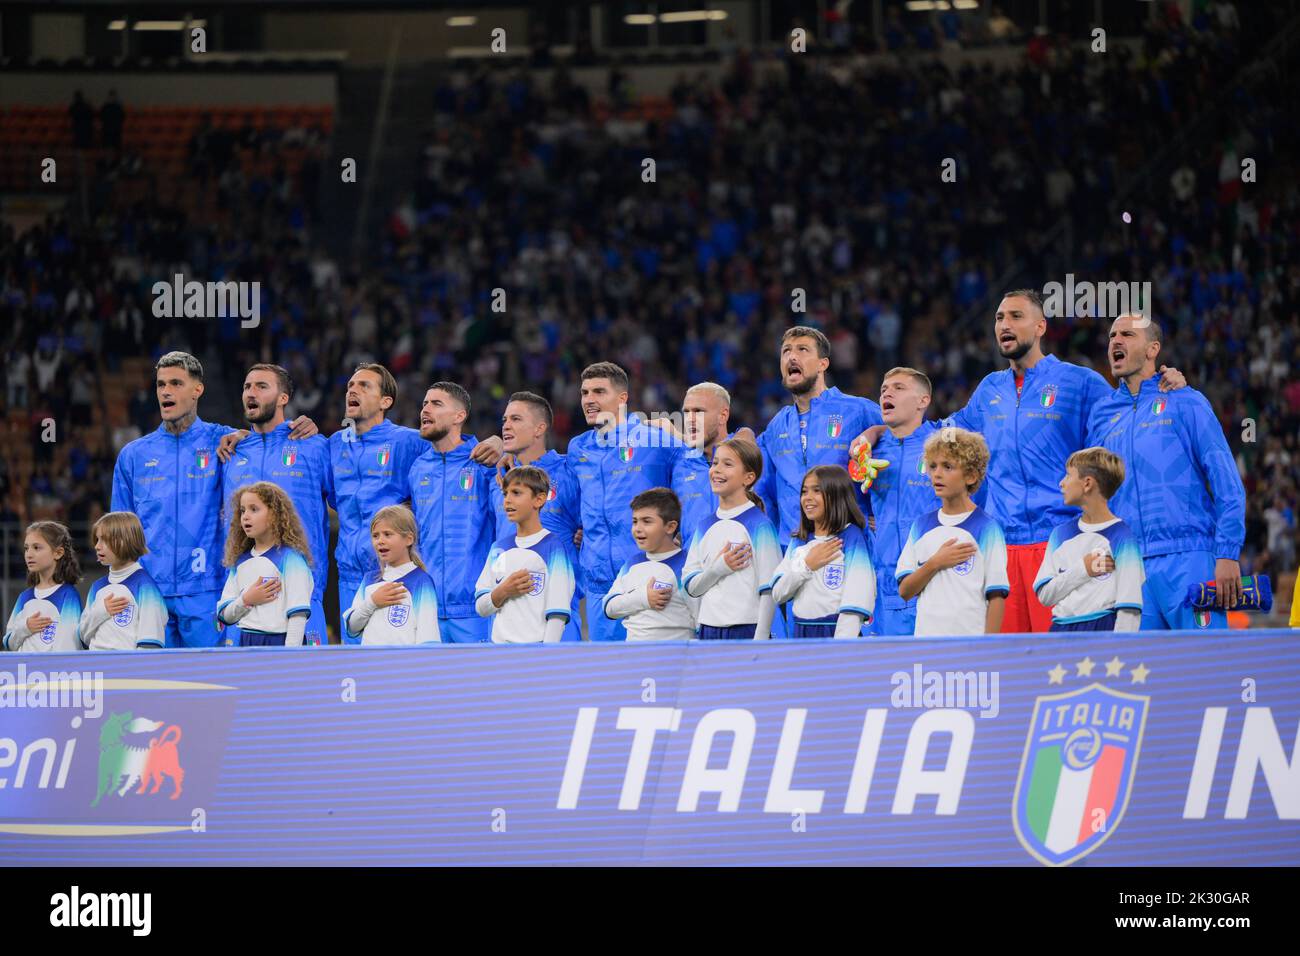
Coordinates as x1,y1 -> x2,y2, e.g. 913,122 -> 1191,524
922,427 -> 990,493
223,482 -> 313,567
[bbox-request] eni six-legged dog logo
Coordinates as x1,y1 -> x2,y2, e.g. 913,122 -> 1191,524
91,711 -> 185,807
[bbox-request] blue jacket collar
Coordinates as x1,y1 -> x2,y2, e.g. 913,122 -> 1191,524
1113,373 -> 1161,399
240,421 -> 293,446
152,414 -> 208,439
1005,353 -> 1060,384
881,419 -> 936,445
428,434 -> 478,462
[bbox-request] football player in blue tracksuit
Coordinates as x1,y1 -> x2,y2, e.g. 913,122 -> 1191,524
402,382 -> 498,643
487,392 -> 583,641
568,363 -> 688,642
877,292 -> 1186,634
672,382 -> 738,546
221,364 -> 333,646
328,364 -> 431,644
866,369 -> 943,636
757,329 -> 882,637
1089,316 -> 1246,630
756,327 -> 883,546
111,352 -> 237,648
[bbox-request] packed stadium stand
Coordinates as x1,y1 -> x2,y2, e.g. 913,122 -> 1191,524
0,0 -> 1296,624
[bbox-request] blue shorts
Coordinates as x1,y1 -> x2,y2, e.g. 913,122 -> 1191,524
792,615 -> 837,639
441,615 -> 491,644
1141,551 -> 1228,631
872,593 -> 918,637
1050,612 -> 1118,632
240,629 -> 287,647
165,590 -> 222,648
339,576 -> 365,645
585,586 -> 627,642
698,623 -> 757,641
770,603 -> 790,639
222,600 -> 327,648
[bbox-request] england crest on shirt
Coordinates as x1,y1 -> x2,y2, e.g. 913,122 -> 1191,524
528,571 -> 546,595
387,605 -> 410,627
822,564 -> 845,590
113,604 -> 135,627
953,555 -> 975,576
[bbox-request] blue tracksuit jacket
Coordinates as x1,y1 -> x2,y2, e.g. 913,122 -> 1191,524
112,416 -> 235,596
1087,375 -> 1246,559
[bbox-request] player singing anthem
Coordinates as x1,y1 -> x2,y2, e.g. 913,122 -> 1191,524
112,352 -> 315,648
567,362 -> 688,642
489,391 -> 582,640
865,368 -> 943,636
856,291 -> 1185,634
1089,315 -> 1246,629
220,364 -> 332,646
757,327 -> 883,547
329,364 -> 432,643
402,382 -> 498,643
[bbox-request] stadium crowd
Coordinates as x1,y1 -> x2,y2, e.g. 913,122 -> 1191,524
0,0 -> 1295,629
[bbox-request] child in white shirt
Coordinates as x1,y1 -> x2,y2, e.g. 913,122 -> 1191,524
80,512 -> 167,650
602,487 -> 699,641
896,429 -> 1009,636
216,482 -> 314,647
4,521 -> 82,652
683,437 -> 782,640
475,466 -> 576,643
771,466 -> 876,638
1034,447 -> 1146,631
345,505 -> 442,645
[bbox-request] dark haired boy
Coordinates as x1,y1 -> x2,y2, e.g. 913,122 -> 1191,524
602,488 -> 699,641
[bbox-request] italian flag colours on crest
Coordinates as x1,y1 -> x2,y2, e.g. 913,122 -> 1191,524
1024,743 -> 1125,854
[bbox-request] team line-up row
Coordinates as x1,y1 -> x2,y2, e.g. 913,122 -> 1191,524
4,291 -> 1250,650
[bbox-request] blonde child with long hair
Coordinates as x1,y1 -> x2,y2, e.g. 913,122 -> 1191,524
683,437 -> 782,640
80,512 -> 167,650
5,521 -> 83,652
216,482 -> 314,647
345,505 -> 441,645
